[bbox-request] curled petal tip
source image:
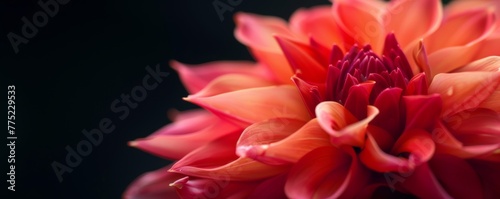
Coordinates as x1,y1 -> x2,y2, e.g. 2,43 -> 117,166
169,176 -> 189,189
236,145 -> 268,158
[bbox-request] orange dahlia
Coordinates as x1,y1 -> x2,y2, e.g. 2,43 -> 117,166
125,0 -> 500,198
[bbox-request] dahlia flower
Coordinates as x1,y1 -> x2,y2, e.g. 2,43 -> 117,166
125,0 -> 500,198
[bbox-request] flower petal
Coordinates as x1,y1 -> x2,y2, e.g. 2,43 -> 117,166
237,119 -> 331,165
403,94 -> 442,131
190,74 -> 275,98
275,36 -> 326,82
290,6 -> 345,48
384,0 -> 442,48
172,177 -> 257,199
429,154 -> 484,199
372,88 -> 404,137
129,119 -> 240,160
316,101 -> 379,147
171,60 -> 271,94
455,56 -> 500,72
399,163 -> 453,199
124,166 -> 182,199
428,72 -> 500,117
171,131 -> 288,181
185,85 -> 311,127
333,0 -> 385,53
285,146 -> 368,199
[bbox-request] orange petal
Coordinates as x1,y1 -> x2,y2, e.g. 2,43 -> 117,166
316,101 -> 379,147
185,85 -> 311,127
333,0 -> 385,53
171,60 -> 272,94
359,133 -> 409,172
190,74 -> 275,98
384,0 -> 442,48
290,6 -> 345,47
130,119 -> 240,160
237,119 -> 331,165
428,72 -> 500,116
455,56 -> 500,72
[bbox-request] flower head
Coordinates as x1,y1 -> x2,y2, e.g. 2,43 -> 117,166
125,0 -> 500,198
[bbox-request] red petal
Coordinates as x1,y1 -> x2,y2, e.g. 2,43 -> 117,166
403,94 -> 442,131
429,154 -> 483,199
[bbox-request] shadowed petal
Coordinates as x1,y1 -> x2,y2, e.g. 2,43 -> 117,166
124,166 -> 183,199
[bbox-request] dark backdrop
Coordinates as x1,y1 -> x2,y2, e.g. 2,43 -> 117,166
1,0 -> 328,198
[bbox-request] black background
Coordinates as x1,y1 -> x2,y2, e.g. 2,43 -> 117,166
0,0 -> 328,198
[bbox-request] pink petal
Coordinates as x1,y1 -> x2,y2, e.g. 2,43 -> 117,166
429,154 -> 484,199
124,166 -> 183,199
290,6 -> 345,48
173,177 -> 257,199
155,109 -> 216,136
384,0 -> 442,48
474,36 -> 500,60
129,119 -> 240,160
185,85 -> 311,127
171,60 -> 271,94
316,101 -> 379,147
359,133 -> 409,172
428,72 -> 500,117
237,119 -> 331,165
189,74 -> 274,98
333,0 -> 385,53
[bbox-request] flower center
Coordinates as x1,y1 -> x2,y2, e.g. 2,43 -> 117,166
325,34 -> 414,105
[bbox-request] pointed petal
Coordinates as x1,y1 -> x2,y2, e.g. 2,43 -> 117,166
344,82 -> 375,120
171,60 -> 271,94
130,119 -> 240,160
384,0 -> 442,48
429,154 -> 483,199
316,101 -> 379,147
124,166 -> 182,199
428,72 -> 500,116
237,119 -> 331,165
292,76 -> 324,117
275,36 -> 326,82
154,110 -> 216,136
185,86 -> 311,127
190,74 -> 275,98
360,133 -> 409,172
